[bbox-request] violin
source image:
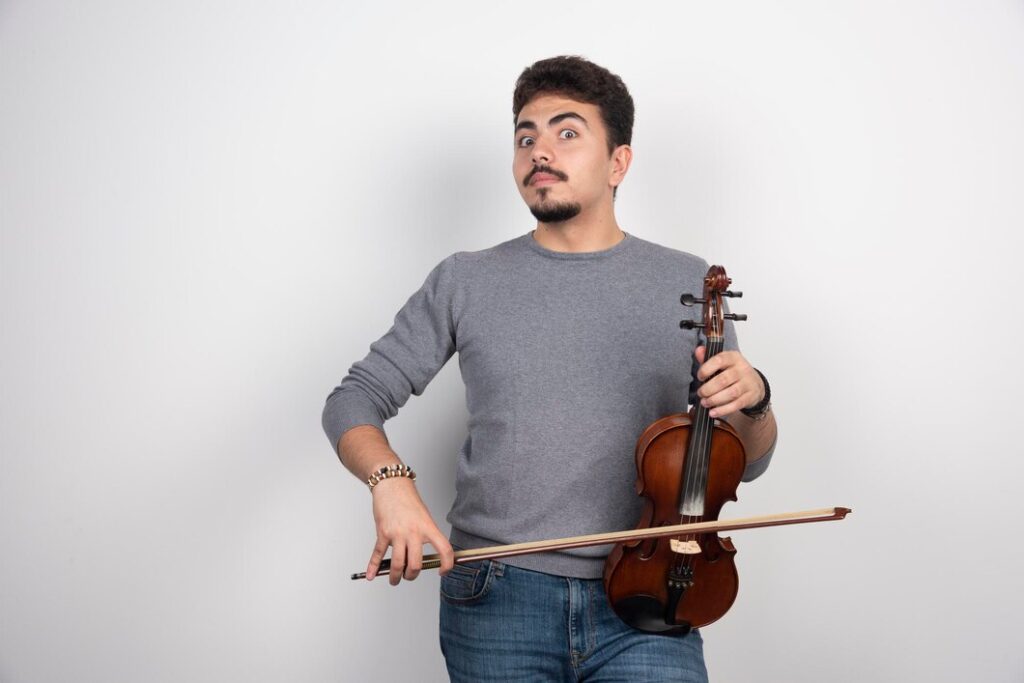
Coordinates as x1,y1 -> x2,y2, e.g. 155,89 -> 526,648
351,266 -> 851,632
603,264 -> 748,634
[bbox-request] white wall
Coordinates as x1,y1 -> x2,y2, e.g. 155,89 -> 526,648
2,1 -> 1022,681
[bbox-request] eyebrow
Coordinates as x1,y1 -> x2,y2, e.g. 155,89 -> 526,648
514,111 -> 590,134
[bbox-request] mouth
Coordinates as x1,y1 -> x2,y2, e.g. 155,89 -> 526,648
530,173 -> 561,186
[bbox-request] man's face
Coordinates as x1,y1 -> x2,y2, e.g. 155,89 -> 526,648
513,94 -> 623,224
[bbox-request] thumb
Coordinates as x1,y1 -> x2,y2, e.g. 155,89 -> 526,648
694,345 -> 706,364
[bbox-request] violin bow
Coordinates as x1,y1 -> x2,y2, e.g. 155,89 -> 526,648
350,506 -> 851,580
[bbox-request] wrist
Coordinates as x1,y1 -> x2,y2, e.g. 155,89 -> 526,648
370,475 -> 417,494
366,463 -> 417,492
740,368 -> 771,419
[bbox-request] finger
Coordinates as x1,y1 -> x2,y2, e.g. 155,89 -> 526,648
405,540 -> 423,581
708,363 -> 759,404
696,353 -> 726,382
698,368 -> 738,400
705,369 -> 760,416
697,350 -> 745,383
430,533 -> 455,577
366,537 -> 390,582
389,541 -> 406,586
709,397 -> 746,419
702,382 -> 744,411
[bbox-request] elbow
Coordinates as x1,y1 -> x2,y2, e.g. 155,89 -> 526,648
321,386 -> 387,455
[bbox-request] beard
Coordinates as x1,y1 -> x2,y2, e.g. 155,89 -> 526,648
528,194 -> 582,223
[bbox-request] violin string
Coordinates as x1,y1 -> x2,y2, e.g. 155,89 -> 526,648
691,301 -> 716,524
692,335 -> 717,573
679,384 -> 700,577
685,311 -> 710,579
679,328 -> 721,582
679,339 -> 699,581
679,328 -> 717,579
690,310 -> 716,511
699,334 -> 722,510
674,284 -> 723,597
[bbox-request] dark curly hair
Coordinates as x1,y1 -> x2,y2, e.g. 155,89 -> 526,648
512,55 -> 634,157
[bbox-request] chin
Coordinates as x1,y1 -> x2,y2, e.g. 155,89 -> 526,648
528,200 -> 582,223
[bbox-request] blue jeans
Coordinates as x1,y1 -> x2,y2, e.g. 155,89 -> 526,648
439,557 -> 708,682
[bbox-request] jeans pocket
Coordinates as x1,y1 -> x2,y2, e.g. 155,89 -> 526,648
439,559 -> 495,604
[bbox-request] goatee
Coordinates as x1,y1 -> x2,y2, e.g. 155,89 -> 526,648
529,200 -> 582,223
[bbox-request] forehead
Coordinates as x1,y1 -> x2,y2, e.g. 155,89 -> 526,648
516,93 -> 602,126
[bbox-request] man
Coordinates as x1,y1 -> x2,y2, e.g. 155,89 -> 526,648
323,55 -> 777,682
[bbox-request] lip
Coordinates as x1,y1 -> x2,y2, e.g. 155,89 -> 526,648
530,173 -> 560,186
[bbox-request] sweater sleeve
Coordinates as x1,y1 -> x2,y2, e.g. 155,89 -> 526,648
321,253 -> 459,453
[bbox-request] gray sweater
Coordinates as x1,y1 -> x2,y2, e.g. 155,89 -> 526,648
323,230 -> 770,578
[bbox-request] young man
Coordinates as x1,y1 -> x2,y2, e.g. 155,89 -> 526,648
323,55 -> 777,682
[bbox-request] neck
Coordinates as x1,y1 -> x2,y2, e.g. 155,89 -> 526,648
532,203 -> 624,253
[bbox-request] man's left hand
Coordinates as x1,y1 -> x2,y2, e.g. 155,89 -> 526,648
693,346 -> 765,419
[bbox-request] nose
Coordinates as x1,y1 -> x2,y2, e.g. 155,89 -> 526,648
530,135 -> 553,165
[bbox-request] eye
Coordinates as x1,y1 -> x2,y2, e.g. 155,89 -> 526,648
517,135 -> 535,147
560,129 -> 578,139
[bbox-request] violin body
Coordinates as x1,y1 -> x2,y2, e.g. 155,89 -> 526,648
603,411 -> 746,633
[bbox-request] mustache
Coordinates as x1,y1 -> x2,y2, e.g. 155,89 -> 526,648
524,165 -> 568,187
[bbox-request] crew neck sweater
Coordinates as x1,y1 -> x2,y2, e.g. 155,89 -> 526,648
323,230 -> 768,579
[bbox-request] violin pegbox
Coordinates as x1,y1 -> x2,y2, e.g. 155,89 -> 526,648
679,265 -> 747,333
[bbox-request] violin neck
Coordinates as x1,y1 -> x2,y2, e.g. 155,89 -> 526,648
679,334 -> 727,517
693,334 -> 726,426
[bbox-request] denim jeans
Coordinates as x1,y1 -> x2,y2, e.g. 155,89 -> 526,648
439,557 -> 708,682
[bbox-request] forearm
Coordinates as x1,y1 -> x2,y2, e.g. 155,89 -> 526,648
724,406 -> 777,465
337,424 -> 404,482
724,409 -> 778,483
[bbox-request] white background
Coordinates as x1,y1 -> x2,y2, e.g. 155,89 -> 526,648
2,1 -> 1023,681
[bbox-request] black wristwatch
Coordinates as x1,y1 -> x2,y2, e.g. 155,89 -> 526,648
740,368 -> 771,419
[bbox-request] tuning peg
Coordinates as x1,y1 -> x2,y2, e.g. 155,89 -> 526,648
679,320 -> 705,329
724,313 -> 747,321
722,290 -> 743,298
680,294 -> 705,306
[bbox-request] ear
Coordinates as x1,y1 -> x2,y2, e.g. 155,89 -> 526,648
609,144 -> 633,189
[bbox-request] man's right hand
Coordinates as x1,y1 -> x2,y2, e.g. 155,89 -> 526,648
367,477 -> 455,585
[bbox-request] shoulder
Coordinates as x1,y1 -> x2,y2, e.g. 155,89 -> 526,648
421,235 -> 525,298
627,233 -> 711,275
457,233 -> 525,263
436,233 -> 529,277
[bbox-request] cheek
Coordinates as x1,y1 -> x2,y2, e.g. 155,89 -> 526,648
512,155 -> 530,178
579,159 -> 607,191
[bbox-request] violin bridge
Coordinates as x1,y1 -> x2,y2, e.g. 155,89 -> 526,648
670,539 -> 701,555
